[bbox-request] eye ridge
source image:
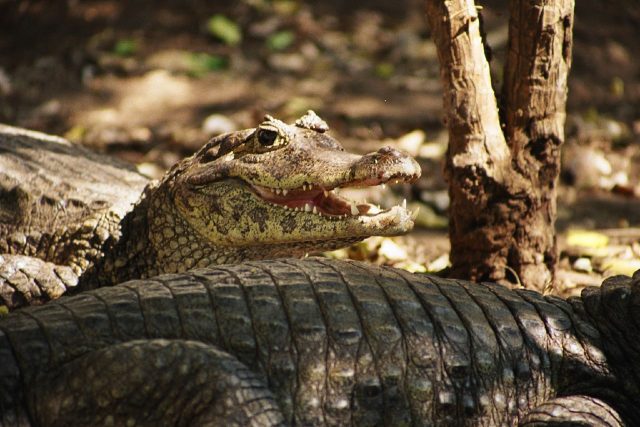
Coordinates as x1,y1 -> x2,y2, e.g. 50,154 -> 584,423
257,129 -> 278,146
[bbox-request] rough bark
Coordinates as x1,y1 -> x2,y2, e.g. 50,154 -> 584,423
424,0 -> 574,291
501,0 -> 574,288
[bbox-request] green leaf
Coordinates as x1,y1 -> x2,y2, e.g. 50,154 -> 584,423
114,39 -> 137,57
188,53 -> 228,77
64,125 -> 87,142
375,62 -> 394,79
266,30 -> 295,51
610,77 -> 625,98
272,0 -> 299,15
207,15 -> 242,45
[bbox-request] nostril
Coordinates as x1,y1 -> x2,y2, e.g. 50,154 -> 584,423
378,146 -> 408,160
377,146 -> 397,155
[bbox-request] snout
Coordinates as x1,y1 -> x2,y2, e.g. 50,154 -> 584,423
349,146 -> 421,185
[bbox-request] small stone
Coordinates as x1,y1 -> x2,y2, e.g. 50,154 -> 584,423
136,163 -> 164,180
202,114 -> 237,136
572,257 -> 592,273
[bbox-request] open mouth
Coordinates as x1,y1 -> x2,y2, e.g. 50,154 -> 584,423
251,173 -> 419,220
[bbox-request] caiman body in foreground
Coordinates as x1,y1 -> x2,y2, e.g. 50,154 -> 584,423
0,258 -> 637,426
0,112 -> 420,309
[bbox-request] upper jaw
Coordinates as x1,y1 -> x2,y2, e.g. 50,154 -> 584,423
248,146 -> 421,224
251,144 -> 419,186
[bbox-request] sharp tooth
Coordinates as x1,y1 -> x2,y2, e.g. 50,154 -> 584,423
411,207 -> 420,220
392,210 -> 402,224
402,199 -> 407,209
324,190 -> 329,197
381,184 -> 386,190
305,203 -> 313,212
313,206 -> 318,214
275,188 -> 281,195
373,159 -> 378,164
350,201 -> 359,216
282,189 -> 288,196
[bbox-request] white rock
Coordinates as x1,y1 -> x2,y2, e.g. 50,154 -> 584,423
202,114 -> 237,136
572,257 -> 593,273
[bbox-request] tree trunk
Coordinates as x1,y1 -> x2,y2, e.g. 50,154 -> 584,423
424,0 -> 574,292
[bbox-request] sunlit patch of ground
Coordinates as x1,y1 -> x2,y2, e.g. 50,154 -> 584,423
1,0 -> 639,296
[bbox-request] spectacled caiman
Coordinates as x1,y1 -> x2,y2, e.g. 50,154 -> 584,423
0,258 -> 636,426
0,111 -> 420,310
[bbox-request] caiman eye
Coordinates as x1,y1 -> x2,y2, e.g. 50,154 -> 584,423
257,129 -> 278,146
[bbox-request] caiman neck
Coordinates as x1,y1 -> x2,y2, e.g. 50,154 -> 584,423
146,184 -> 252,268
82,183 -> 251,290
77,189 -> 157,290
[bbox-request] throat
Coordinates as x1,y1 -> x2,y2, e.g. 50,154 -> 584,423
78,197 -> 156,289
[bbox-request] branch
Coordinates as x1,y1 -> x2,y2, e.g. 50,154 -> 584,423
425,0 -> 510,185
503,0 -> 575,176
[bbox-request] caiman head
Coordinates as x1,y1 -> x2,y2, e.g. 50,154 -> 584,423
148,111 -> 420,264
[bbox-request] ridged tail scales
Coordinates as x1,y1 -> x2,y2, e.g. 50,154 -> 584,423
30,340 -> 284,427
0,329 -> 30,427
0,259 -> 636,426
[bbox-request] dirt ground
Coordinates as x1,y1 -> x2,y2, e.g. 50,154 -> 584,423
1,0 -> 639,296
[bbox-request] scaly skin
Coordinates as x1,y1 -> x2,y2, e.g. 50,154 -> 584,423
0,126 -> 148,308
0,259 -> 636,426
0,112 -> 420,308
